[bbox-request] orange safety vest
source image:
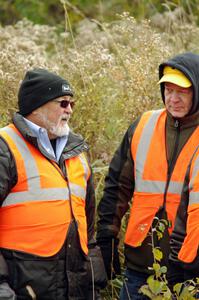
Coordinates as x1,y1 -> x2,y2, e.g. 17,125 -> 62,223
125,109 -> 199,247
178,145 -> 199,263
0,124 -> 90,256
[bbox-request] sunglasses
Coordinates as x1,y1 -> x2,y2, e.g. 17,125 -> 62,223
54,99 -> 75,109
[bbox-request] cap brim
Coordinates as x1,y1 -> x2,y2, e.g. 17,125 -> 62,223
158,74 -> 191,88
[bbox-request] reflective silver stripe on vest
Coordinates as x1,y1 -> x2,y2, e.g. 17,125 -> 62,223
68,153 -> 89,200
0,126 -> 41,190
2,188 -> 70,206
0,126 -> 70,206
189,192 -> 199,205
79,153 -> 90,181
135,110 -> 183,194
189,149 -> 199,205
70,183 -> 86,199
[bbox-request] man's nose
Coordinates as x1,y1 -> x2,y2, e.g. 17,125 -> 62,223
170,91 -> 180,102
64,103 -> 73,112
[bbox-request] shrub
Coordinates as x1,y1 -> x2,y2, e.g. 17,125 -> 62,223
1,14 -> 199,299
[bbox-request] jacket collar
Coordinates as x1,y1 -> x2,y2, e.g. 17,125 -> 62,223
166,110 -> 199,129
12,112 -> 88,159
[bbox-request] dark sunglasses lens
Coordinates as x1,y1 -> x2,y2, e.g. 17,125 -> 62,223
70,101 -> 75,108
60,100 -> 75,108
60,100 -> 69,108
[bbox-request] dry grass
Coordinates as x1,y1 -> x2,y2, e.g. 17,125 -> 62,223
0,13 -> 198,195
1,11 -> 199,300
1,14 -> 198,159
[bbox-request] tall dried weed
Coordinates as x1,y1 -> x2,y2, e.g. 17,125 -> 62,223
0,13 -> 199,191
1,10 -> 199,300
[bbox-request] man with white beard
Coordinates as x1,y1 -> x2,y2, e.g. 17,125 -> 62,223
0,69 -> 107,300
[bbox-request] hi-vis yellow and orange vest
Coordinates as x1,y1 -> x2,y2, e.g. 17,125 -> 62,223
124,109 -> 199,248
0,124 -> 90,256
177,145 -> 199,264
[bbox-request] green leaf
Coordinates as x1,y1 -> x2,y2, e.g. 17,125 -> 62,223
187,285 -> 195,292
157,231 -> 163,240
173,282 -> 183,295
178,286 -> 195,300
153,263 -> 160,272
153,296 -> 166,300
163,288 -> 172,299
139,285 -> 153,298
160,266 -> 167,274
152,248 -> 163,262
158,222 -> 165,233
161,219 -> 169,226
111,277 -> 123,288
147,276 -> 163,295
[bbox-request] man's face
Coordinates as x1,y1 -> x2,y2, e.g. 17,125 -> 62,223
164,82 -> 193,118
33,95 -> 74,138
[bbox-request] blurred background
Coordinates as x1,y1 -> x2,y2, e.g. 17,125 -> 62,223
0,1 -> 199,298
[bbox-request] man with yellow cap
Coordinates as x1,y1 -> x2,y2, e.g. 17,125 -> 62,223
96,52 -> 199,299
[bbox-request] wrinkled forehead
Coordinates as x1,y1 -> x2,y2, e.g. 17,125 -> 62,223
164,82 -> 193,93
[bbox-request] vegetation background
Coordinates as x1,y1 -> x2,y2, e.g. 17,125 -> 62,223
0,0 -> 199,298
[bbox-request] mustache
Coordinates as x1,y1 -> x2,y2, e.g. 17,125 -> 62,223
61,114 -> 70,121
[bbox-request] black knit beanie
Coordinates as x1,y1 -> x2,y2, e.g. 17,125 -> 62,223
18,68 -> 74,116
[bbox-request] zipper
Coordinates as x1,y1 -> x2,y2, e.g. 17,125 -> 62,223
66,170 -> 76,222
47,141 -> 88,179
174,119 -> 179,128
163,119 -> 180,226
48,141 -> 87,227
48,158 -> 75,221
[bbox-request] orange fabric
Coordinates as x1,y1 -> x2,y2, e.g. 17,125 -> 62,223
66,154 -> 90,254
178,149 -> 199,263
0,201 -> 71,256
0,125 -> 89,256
189,153 -> 199,192
8,124 -> 66,188
125,193 -> 163,247
125,193 -> 180,247
142,112 -> 167,181
178,204 -> 199,263
131,110 -> 154,160
0,126 -> 28,191
125,110 -> 199,247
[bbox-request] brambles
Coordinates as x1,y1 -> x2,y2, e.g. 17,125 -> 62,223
139,218 -> 199,299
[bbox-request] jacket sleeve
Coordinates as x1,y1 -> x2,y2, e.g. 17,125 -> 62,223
85,167 -> 96,244
0,136 -> 17,287
0,137 -> 17,203
178,204 -> 199,264
96,118 -> 140,240
85,166 -> 108,289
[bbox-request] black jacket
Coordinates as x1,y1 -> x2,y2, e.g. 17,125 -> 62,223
0,113 -> 107,300
97,52 -> 199,274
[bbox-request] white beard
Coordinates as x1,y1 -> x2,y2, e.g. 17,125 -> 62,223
49,122 -> 69,137
34,109 -> 71,138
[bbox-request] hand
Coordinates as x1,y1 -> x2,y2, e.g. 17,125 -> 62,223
0,282 -> 16,299
88,246 -> 108,288
97,238 -> 121,279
